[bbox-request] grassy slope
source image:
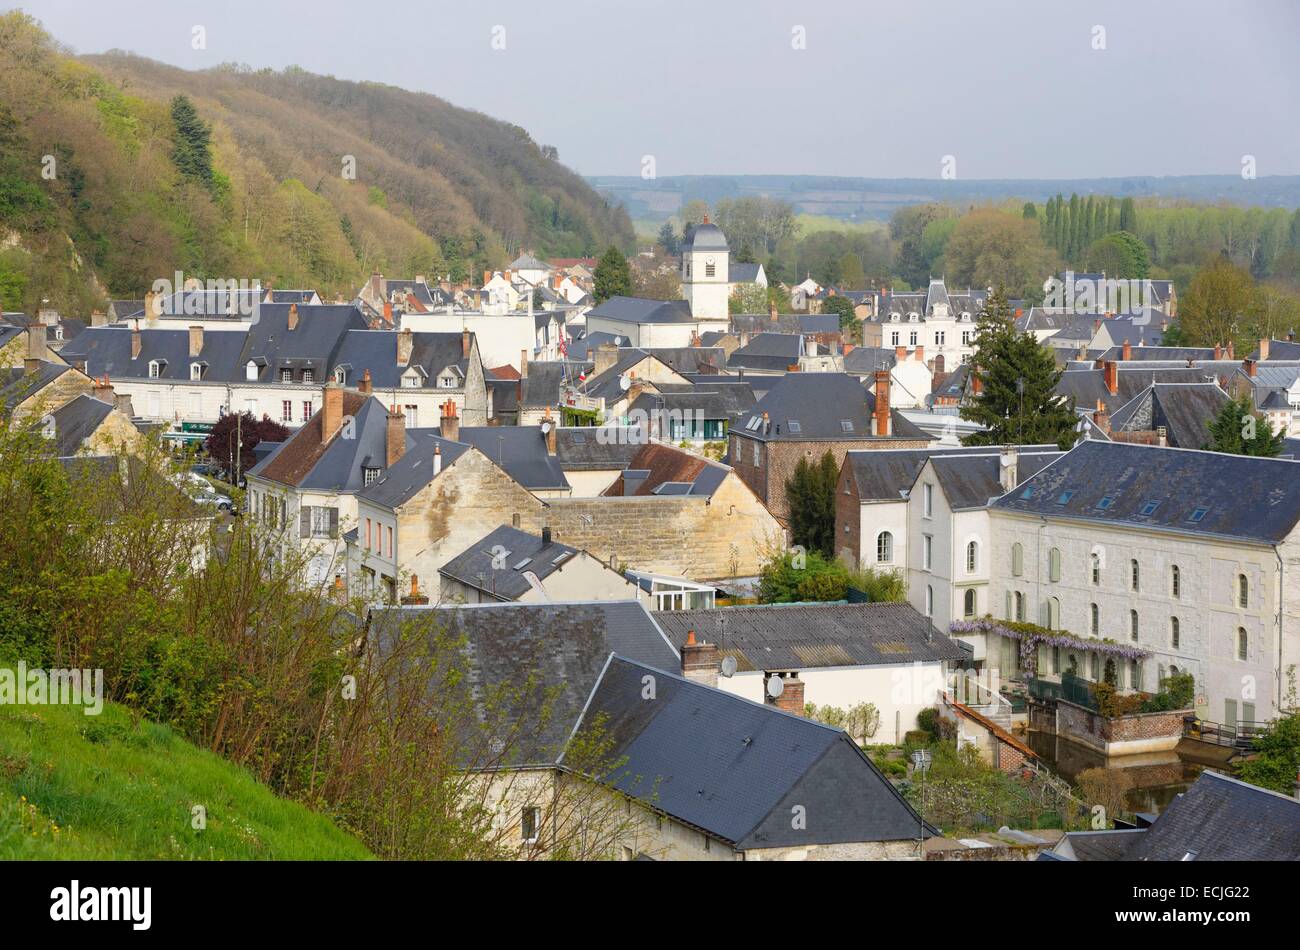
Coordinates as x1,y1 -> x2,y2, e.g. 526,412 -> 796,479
0,699 -> 371,860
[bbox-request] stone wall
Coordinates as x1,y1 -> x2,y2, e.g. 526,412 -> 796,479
1055,699 -> 1188,754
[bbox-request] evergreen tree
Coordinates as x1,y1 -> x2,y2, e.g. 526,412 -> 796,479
170,95 -> 214,188
656,221 -> 679,256
1119,196 -> 1137,233
785,450 -> 840,557
593,246 -> 632,303
1204,395 -> 1284,457
1022,201 -> 1037,219
961,287 -> 1078,449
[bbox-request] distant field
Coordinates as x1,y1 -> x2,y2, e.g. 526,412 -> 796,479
0,695 -> 372,860
634,213 -> 885,245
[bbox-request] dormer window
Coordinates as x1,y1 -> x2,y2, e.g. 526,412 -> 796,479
148,360 -> 163,379
440,375 -> 456,388
280,368 -> 293,384
890,312 -> 900,322
190,363 -> 203,381
334,366 -> 346,384
363,467 -> 380,486
402,374 -> 421,388
302,368 -> 314,384
246,361 -> 259,381
909,312 -> 919,322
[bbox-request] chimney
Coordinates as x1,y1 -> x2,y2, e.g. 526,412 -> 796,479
766,673 -> 805,716
131,322 -> 142,361
359,368 -> 372,394
287,303 -> 299,331
1214,343 -> 1223,360
842,343 -> 854,355
1245,358 -> 1257,378
769,302 -> 779,322
520,348 -> 529,379
383,301 -> 393,325
144,290 -> 159,324
90,309 -> 107,327
543,408 -> 557,455
397,328 -> 413,365
483,270 -> 492,286
1093,398 -> 1110,434
873,369 -> 891,436
895,345 -> 907,361
188,325 -> 204,358
1121,340 -> 1132,361
914,345 -> 924,364
971,368 -> 983,395
401,575 -> 430,606
462,327 -> 471,358
594,342 -> 619,377
415,274 -> 426,286
433,443 -> 442,476
1103,359 -> 1118,396
1259,338 -> 1270,361
1226,340 -> 1235,360
1000,445 -> 1019,493
680,631 -> 720,689
541,525 -> 552,546
386,404 -> 406,467
322,382 -> 343,443
1093,318 -> 1102,335
93,374 -> 114,404
114,393 -> 134,417
24,324 -> 48,372
439,398 -> 459,442
1156,425 -> 1168,447
804,336 -> 816,357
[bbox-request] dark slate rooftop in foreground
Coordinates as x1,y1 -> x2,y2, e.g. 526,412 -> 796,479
993,440 -> 1300,544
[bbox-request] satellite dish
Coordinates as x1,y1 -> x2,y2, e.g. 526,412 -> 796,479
540,420 -> 553,434
618,375 -> 631,392
766,676 -> 784,699
720,656 -> 737,678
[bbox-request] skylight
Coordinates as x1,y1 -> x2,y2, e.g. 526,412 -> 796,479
787,420 -> 801,433
840,419 -> 853,432
1096,496 -> 1114,510
1020,487 -> 1034,500
512,557 -> 532,570
1188,506 -> 1209,523
1140,500 -> 1161,516
1056,490 -> 1075,505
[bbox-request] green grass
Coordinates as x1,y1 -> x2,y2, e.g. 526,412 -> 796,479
0,699 -> 372,860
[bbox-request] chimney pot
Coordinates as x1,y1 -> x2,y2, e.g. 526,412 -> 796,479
287,303 -> 299,331
387,404 -> 406,467
322,382 -> 343,443
1122,340 -> 1132,361
462,327 -> 471,358
873,370 -> 891,437
439,398 -> 460,442
541,525 -> 552,546
1259,338 -> 1270,361
359,368 -> 372,394
681,633 -> 720,689
1103,360 -> 1118,396
130,322 -> 142,361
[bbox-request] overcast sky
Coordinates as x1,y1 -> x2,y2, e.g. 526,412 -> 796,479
21,0 -> 1300,179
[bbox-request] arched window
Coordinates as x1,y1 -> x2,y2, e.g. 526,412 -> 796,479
1091,551 -> 1101,586
1047,596 -> 1061,630
1237,627 -> 1248,661
1237,574 -> 1249,609
1170,565 -> 1181,598
876,531 -> 893,563
1090,603 -> 1099,635
1170,616 -> 1180,649
963,588 -> 976,618
966,540 -> 979,573
925,585 -> 934,618
1049,548 -> 1061,583
1130,609 -> 1139,642
1011,542 -> 1023,576
245,360 -> 259,381
334,366 -> 346,384
1130,559 -> 1140,592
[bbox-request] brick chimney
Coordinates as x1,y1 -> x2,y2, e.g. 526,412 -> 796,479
131,322 -> 142,361
189,325 -> 203,358
143,290 -> 159,324
873,369 -> 891,436
400,575 -> 430,606
359,368 -> 372,394
542,408 -> 557,455
93,374 -> 114,404
1093,398 -> 1110,434
895,345 -> 907,361
971,368 -> 983,395
594,342 -> 619,377
1103,359 -> 1118,396
1259,338 -> 1270,361
383,301 -> 393,325
520,348 -> 529,379
24,324 -> 48,373
114,393 -> 134,417
461,327 -> 471,358
1226,340 -> 1235,360
386,404 -> 406,467
680,631 -> 719,689
1245,358 -> 1257,378
1121,340 -> 1132,361
769,302 -> 779,322
397,328 -> 413,365
439,398 -> 459,442
287,303 -> 299,331
1213,343 -> 1222,360
766,672 -> 805,716
322,382 -> 343,443
90,309 -> 107,327
914,345 -> 924,364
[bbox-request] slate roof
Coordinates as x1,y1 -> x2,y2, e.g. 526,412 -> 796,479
0,361 -> 78,410
487,377 -> 520,414
1056,366 -> 1214,416
636,347 -> 725,374
250,392 -> 393,490
58,325 -> 248,382
601,442 -> 730,497
1095,345 -> 1218,363
1252,339 -> 1300,361
519,361 -> 585,408
439,525 -> 588,600
266,290 -> 319,304
240,304 -> 369,381
926,450 -> 1064,510
154,286 -> 262,318
682,221 -> 728,252
355,431 -> 472,508
653,602 -> 968,672
728,263 -> 763,284
727,332 -> 806,371
576,655 -> 935,847
1107,382 -> 1229,449
553,426 -> 643,470
843,347 -> 898,377
992,440 -> 1300,544
628,383 -> 755,422
1052,829 -> 1147,861
587,296 -> 696,325
735,372 -> 930,442
40,394 -> 115,457
330,329 -> 471,389
442,425 -> 570,491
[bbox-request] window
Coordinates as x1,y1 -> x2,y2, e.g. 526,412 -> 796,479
302,369 -> 314,384
1188,506 -> 1209,523
925,585 -> 933,617
922,534 -> 933,570
245,361 -> 259,381
963,588 -> 976,618
934,331 -> 945,345
961,330 -> 971,346
521,806 -> 540,844
752,441 -> 760,466
1047,597 -> 1060,630
440,376 -> 456,387
923,483 -> 933,518
302,401 -> 313,422
1130,659 -> 1140,690
305,506 -> 336,539
1171,565 -> 1181,598
1049,547 -> 1061,582
363,467 -> 379,486
1052,646 -> 1060,675
280,368 -> 293,384
966,540 -> 979,573
364,518 -> 372,549
1056,491 -> 1075,505
334,366 -> 346,384
1237,574 -> 1248,609
1130,559 -> 1140,592
281,400 -> 293,423
386,526 -> 393,559
1130,609 -> 1139,642
190,363 -> 202,381
1011,542 -> 1023,576
1096,495 -> 1114,510
404,405 -> 419,428
890,332 -> 900,346
1140,499 -> 1160,516
1090,603 -> 1099,635
1237,627 -> 1248,661
148,361 -> 161,379
1091,551 -> 1101,586
1170,616 -> 1180,649
909,330 -> 918,346
1014,591 -> 1025,621
876,531 -> 893,563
